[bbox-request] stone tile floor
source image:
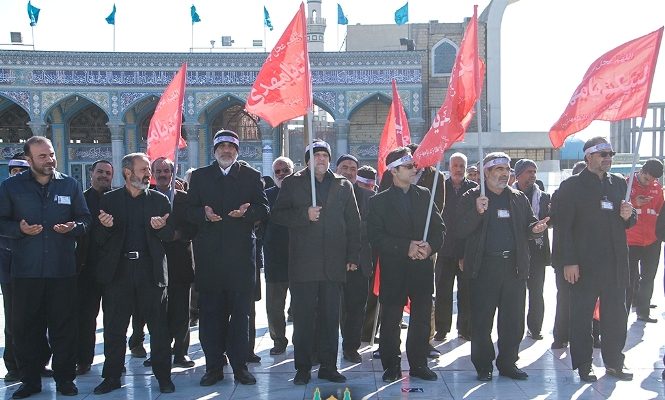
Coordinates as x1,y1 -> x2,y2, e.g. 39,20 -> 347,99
0,267 -> 663,399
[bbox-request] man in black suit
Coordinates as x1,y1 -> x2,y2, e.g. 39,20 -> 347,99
92,153 -> 176,395
184,130 -> 269,387
75,159 -> 113,376
367,147 -> 445,383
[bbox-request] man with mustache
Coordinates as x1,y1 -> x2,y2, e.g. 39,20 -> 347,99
93,153 -> 176,395
0,136 -> 91,398
456,152 -> 549,382
184,130 -> 269,387
74,159 -> 113,376
557,137 -> 636,382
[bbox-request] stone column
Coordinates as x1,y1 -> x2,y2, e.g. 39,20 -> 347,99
408,118 -> 426,144
182,122 -> 200,170
27,120 -> 48,137
258,120 -> 275,176
107,122 -> 125,188
333,119 -> 351,159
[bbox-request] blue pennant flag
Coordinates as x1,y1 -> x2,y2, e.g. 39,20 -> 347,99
264,6 -> 273,31
27,1 -> 40,27
337,4 -> 348,25
394,2 -> 408,25
106,4 -> 116,25
191,5 -> 201,24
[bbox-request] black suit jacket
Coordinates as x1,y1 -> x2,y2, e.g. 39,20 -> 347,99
165,189 -> 197,284
94,187 -> 175,287
354,182 -> 375,278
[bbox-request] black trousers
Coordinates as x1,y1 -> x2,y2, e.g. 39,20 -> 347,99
569,271 -> 627,370
13,277 -> 77,385
379,291 -> 431,371
553,268 -> 570,344
290,280 -> 341,371
627,242 -> 662,315
101,259 -> 171,380
469,255 -> 526,373
167,283 -> 191,359
526,263 -> 546,335
2,282 -> 51,376
434,255 -> 470,336
265,282 -> 289,347
76,265 -> 102,366
198,289 -> 252,372
361,275 -> 380,341
340,269 -> 369,352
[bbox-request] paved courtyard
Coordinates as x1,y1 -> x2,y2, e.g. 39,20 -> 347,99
0,265 -> 663,399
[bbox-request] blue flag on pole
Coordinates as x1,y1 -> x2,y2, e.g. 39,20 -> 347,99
27,1 -> 40,27
106,4 -> 116,25
337,4 -> 348,25
264,6 -> 273,31
394,2 -> 408,25
191,5 -> 201,23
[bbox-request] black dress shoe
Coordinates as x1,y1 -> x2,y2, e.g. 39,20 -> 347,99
40,367 -> 54,377
200,369 -> 224,386
527,330 -> 543,340
605,365 -> 633,380
293,369 -> 311,385
409,366 -> 438,381
130,345 -> 147,358
234,369 -> 257,385
143,357 -> 152,367
248,353 -> 261,363
433,331 -> 447,341
270,345 -> 287,355
551,341 -> 568,349
343,349 -> 362,363
578,362 -> 597,382
427,346 -> 441,359
56,381 -> 78,396
189,317 -> 199,327
499,365 -> 528,380
158,378 -> 176,393
477,367 -> 493,381
458,333 -> 471,341
372,350 -> 381,359
94,378 -> 122,395
12,383 -> 41,399
637,314 -> 658,323
4,370 -> 20,382
382,365 -> 402,382
318,366 -> 347,382
173,357 -> 195,368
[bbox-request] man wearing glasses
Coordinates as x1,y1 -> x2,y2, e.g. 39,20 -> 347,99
367,147 -> 445,383
556,137 -> 636,382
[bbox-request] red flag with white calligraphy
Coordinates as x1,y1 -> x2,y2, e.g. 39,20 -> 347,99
549,27 -> 663,148
413,6 -> 484,168
377,79 -> 411,182
246,2 -> 312,127
147,63 -> 187,163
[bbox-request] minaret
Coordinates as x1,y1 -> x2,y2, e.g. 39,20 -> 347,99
306,0 -> 326,52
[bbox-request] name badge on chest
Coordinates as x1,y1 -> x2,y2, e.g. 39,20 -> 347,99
497,209 -> 510,218
57,195 -> 71,205
601,199 -> 614,210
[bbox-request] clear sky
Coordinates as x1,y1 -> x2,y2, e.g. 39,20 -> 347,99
1,0 -> 664,150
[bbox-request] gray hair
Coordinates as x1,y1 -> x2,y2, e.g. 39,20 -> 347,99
449,152 -> 467,165
273,156 -> 294,169
122,153 -> 149,172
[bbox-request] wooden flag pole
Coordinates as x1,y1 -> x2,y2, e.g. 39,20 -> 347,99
624,117 -> 647,203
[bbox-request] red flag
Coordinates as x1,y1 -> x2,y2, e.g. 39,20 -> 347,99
413,6 -> 484,168
246,2 -> 312,128
549,27 -> 663,148
377,79 -> 411,182
147,63 -> 187,163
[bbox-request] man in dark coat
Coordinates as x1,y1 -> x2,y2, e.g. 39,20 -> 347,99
75,159 -> 113,376
184,130 -> 269,387
557,137 -> 636,382
0,136 -> 91,398
367,147 -> 445,383
456,152 -> 548,382
92,152 -> 176,395
272,140 -> 361,385
335,154 -> 375,364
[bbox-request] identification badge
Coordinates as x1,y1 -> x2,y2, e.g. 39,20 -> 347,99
601,200 -> 614,210
497,209 -> 510,218
57,196 -> 71,205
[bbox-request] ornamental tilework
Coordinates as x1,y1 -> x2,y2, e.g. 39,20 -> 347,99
68,147 -> 113,160
0,91 -> 30,113
313,91 -> 336,115
42,92 -> 73,113
86,92 -> 110,112
121,92 -> 150,112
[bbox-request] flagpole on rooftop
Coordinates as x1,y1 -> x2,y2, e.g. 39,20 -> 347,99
31,26 -> 35,50
113,24 -> 116,52
625,117 -> 647,203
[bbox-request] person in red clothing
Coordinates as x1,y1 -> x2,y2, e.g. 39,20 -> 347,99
626,158 -> 664,323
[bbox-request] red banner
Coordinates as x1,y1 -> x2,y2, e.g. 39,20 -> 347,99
377,79 -> 412,182
246,2 -> 312,128
146,63 -> 187,163
413,6 -> 484,168
550,27 -> 663,148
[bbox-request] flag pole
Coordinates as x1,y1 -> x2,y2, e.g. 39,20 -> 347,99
113,24 -> 116,52
624,117 -> 647,203
307,108 -> 316,207
421,160 -> 442,241
473,5 -> 485,196
170,133 -> 180,211
264,24 -> 267,53
191,23 -> 194,53
31,26 -> 35,50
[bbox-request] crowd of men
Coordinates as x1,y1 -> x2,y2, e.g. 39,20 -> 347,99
0,132 -> 663,398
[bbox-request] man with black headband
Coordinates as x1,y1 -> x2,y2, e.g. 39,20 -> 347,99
557,137 -> 636,382
272,140 -> 361,385
185,130 -> 269,387
456,152 -> 549,382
